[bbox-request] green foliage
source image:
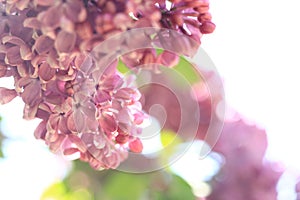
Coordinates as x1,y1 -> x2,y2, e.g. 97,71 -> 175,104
117,61 -> 130,74
41,160 -> 195,200
41,182 -> 66,200
41,181 -> 92,200
101,172 -> 148,200
152,175 -> 195,200
173,57 -> 202,85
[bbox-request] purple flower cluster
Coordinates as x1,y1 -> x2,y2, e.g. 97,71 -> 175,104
0,0 -> 215,169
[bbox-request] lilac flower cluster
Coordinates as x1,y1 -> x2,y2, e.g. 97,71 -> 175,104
0,0 -> 215,169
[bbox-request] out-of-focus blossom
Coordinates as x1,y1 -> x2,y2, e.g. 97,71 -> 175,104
207,119 -> 283,200
296,181 -> 300,199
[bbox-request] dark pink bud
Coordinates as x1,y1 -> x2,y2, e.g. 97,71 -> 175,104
115,134 -> 129,144
129,138 -> 143,153
200,21 -> 216,34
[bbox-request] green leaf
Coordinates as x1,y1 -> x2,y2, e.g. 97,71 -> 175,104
40,182 -> 67,200
173,57 -> 202,85
101,172 -> 148,200
66,189 -> 93,200
154,174 -> 195,200
160,129 -> 182,148
168,175 -> 195,200
117,60 -> 130,74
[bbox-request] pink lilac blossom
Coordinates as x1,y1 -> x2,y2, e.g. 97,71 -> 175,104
190,72 -> 283,199
140,68 -> 222,142
0,0 -> 215,169
207,119 -> 283,200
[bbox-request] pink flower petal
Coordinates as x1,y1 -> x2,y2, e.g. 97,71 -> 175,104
58,116 -> 70,134
23,17 -> 42,29
63,147 -> 79,156
81,102 -> 96,120
68,134 -> 87,152
20,45 -> 33,61
34,0 -> 55,6
114,88 -> 141,102
112,99 -> 122,110
102,59 -> 118,77
49,135 -> 65,152
95,90 -> 111,104
15,0 -> 30,10
88,145 -> 103,160
99,113 -> 117,133
133,112 -> 145,125
5,46 -> 23,65
37,6 -> 61,29
117,108 -> 132,123
75,54 -> 94,74
89,156 -> 104,170
200,21 -> 216,34
157,51 -> 179,68
81,133 -> 94,145
120,53 -> 141,68
2,35 -> 25,46
47,114 -> 59,133
38,62 -> 55,82
54,30 -> 76,53
93,134 -> 106,149
73,109 -> 85,133
35,105 -> 51,121
86,117 -> 99,132
0,87 -> 17,104
101,74 -> 123,91
34,121 -> 47,139
16,62 -> 36,78
34,36 -> 54,55
23,103 -> 40,120
67,114 -> 77,133
0,64 -> 7,78
129,138 -> 143,153
21,79 -> 41,106
44,93 -> 65,105
45,131 -> 59,143
116,134 -> 129,144
102,151 -> 120,169
64,0 -> 87,23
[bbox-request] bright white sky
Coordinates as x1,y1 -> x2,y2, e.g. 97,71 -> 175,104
203,0 -> 300,169
1,0 -> 300,199
200,1 -> 300,198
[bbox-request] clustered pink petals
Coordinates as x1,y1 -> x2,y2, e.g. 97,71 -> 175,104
0,0 -> 214,169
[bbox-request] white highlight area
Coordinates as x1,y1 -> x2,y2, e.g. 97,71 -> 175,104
198,0 -> 300,199
0,95 -> 71,200
139,116 -> 164,154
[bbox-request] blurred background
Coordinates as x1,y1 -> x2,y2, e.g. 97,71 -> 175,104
1,0 -> 300,199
